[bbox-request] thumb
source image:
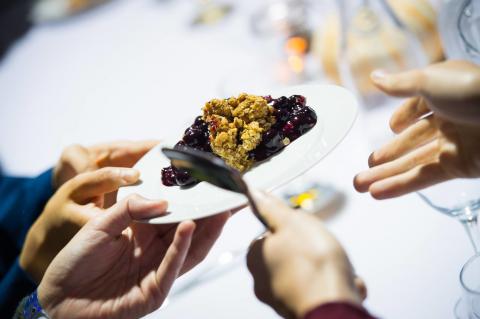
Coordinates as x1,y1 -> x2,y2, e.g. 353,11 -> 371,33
251,190 -> 293,231
371,69 -> 424,98
92,194 -> 168,236
68,167 -> 139,204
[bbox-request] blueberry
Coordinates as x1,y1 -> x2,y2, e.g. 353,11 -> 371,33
290,115 -> 302,126
272,96 -> 288,109
193,116 -> 209,131
275,108 -> 290,122
289,95 -> 306,107
194,116 -> 204,126
249,128 -> 285,161
264,129 -> 283,149
282,121 -> 294,134
183,127 -> 208,147
282,121 -> 300,140
161,166 -> 177,186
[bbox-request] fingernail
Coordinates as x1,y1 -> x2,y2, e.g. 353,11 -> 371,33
371,69 -> 388,82
368,152 -> 376,167
121,169 -> 139,183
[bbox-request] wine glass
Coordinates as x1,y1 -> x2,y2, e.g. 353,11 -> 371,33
454,253 -> 480,318
336,0 -> 429,149
420,4 -> 480,316
249,0 -> 315,85
439,0 -> 480,64
417,179 -> 480,252
249,0 -> 309,38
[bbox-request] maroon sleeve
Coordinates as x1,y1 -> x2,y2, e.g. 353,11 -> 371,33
303,302 -> 377,319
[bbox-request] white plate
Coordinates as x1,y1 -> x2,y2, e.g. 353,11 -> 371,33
117,84 -> 358,224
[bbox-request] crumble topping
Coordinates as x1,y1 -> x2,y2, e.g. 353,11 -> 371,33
202,93 -> 276,171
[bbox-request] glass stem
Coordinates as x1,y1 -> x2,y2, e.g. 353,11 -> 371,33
462,216 -> 480,253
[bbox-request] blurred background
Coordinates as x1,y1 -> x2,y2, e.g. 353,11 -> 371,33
0,0 -> 478,318
0,0 -> 448,173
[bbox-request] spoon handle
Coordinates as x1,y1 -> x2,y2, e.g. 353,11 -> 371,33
244,190 -> 271,230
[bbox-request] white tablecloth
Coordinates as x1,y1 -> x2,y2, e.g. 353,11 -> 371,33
0,1 -> 471,318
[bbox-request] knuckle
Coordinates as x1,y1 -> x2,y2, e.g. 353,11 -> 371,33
385,75 -> 399,90
125,193 -> 141,202
95,167 -> 121,181
61,144 -> 83,157
412,70 -> 426,93
66,172 -> 87,190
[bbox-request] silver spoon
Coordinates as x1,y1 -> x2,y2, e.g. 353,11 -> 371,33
161,146 -> 270,230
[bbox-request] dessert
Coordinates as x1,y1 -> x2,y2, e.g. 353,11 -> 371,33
162,93 -> 317,186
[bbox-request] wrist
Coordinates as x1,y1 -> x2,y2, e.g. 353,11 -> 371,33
19,224 -> 46,284
294,283 -> 363,317
17,290 -> 51,319
290,264 -> 363,317
37,283 -> 56,319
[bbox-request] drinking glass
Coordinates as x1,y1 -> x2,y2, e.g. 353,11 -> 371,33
336,0 -> 428,149
439,0 -> 480,64
414,0 -> 480,258
249,0 -> 315,85
250,0 -> 309,38
417,179 -> 480,252
454,253 -> 480,318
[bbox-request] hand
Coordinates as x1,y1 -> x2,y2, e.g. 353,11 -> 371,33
20,167 -> 140,283
53,140 -> 158,190
37,195 -> 230,319
246,192 -> 366,318
369,60 -> 480,125
354,60 -> 480,199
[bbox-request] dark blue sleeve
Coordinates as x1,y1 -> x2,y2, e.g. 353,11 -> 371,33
1,258 -> 36,318
0,169 -> 54,317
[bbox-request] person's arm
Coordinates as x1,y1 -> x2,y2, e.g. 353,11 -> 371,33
13,290 -> 49,319
0,169 -> 54,317
0,0 -> 32,60
304,302 -> 377,319
0,169 -> 54,249
4,260 -> 40,319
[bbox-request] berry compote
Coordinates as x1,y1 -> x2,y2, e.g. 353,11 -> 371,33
161,95 -> 317,186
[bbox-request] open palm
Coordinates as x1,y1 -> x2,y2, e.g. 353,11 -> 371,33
354,104 -> 480,199
38,195 -> 230,319
354,60 -> 480,199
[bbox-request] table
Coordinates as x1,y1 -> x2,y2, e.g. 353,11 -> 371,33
0,1 -> 471,318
